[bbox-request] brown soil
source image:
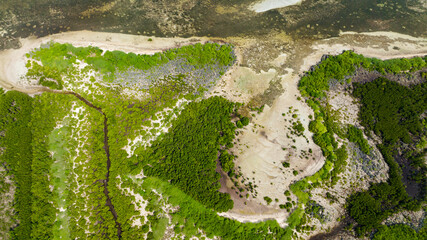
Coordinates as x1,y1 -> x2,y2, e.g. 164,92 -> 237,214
309,219 -> 356,240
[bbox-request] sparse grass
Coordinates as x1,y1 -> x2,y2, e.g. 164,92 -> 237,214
152,217 -> 168,240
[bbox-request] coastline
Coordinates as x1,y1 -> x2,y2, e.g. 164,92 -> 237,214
0,30 -> 425,93
0,30 -> 210,93
0,30 -> 426,227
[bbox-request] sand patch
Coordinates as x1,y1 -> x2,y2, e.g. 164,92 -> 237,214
229,70 -> 324,207
234,67 -> 275,95
328,89 -> 359,126
250,0 -> 302,13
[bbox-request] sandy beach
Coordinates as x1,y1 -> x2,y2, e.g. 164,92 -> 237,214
0,30 -> 209,93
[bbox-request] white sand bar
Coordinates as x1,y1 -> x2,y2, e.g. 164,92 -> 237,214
250,0 -> 302,13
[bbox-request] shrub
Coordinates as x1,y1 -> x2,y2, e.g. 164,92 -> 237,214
264,196 -> 273,205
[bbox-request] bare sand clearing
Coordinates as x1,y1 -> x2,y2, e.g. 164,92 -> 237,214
217,69 -> 324,227
220,68 -> 324,221
250,0 -> 302,13
209,66 -> 275,102
0,30 -> 208,93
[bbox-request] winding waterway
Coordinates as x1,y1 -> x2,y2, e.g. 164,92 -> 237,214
63,91 -> 123,239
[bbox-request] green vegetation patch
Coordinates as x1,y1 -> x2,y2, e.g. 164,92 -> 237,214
348,77 -> 427,235
353,78 -> 426,145
295,51 -> 427,237
29,93 -> 75,239
346,125 -> 370,154
49,123 -> 72,240
0,91 -> 33,239
372,224 -> 424,240
26,41 -> 236,85
134,96 -> 237,212
299,51 -> 426,98
131,176 -> 288,240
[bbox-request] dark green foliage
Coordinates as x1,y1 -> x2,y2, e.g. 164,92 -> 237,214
353,78 -> 427,145
240,117 -> 249,126
236,116 -> 249,128
297,50 -> 427,237
348,77 -> 427,236
299,51 -> 426,98
0,91 -> 33,239
282,161 -> 290,168
348,191 -> 384,234
372,224 -> 421,240
263,196 -> 272,205
346,125 -> 370,154
409,150 -> 427,184
138,97 -> 236,212
292,121 -> 305,136
219,150 -> 235,173
331,144 -> 348,185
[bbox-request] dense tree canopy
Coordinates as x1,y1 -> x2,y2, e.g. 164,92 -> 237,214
348,77 -> 427,235
135,96 -> 237,212
0,91 -> 33,239
297,51 -> 426,237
